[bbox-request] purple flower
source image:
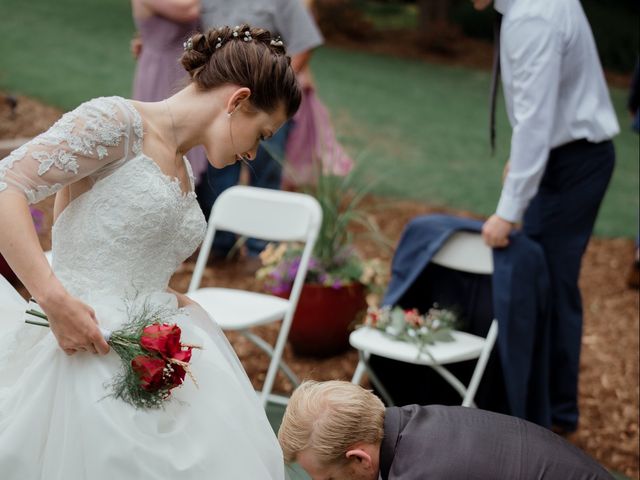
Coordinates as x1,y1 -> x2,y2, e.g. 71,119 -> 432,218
331,279 -> 343,289
271,269 -> 282,281
287,259 -> 301,279
271,283 -> 290,295
30,207 -> 44,234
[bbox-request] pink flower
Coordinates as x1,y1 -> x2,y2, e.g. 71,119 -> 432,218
405,309 -> 423,327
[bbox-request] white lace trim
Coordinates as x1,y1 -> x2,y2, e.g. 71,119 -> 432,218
0,96 -> 141,204
33,149 -> 80,176
116,97 -> 144,155
25,184 -> 63,204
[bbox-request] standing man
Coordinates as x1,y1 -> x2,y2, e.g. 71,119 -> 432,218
197,0 -> 324,257
475,0 -> 620,433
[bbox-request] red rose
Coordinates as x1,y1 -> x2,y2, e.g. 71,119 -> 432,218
165,348 -> 193,389
140,323 -> 182,357
167,364 -> 187,389
131,355 -> 167,392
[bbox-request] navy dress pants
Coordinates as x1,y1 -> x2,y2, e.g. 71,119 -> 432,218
522,139 -> 615,431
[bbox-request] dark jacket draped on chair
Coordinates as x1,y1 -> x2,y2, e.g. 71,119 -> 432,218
383,214 -> 551,426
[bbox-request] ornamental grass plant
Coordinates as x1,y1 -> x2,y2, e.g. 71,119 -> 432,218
257,156 -> 389,296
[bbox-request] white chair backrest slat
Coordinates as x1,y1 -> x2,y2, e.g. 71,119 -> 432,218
212,186 -> 322,242
431,231 -> 493,275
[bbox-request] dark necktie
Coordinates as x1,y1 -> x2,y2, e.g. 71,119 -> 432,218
489,13 -> 503,154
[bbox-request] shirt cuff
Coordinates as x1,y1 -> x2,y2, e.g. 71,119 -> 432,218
496,191 -> 529,224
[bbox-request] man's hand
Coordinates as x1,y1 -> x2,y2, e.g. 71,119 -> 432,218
131,33 -> 142,60
502,161 -> 510,184
482,214 -> 514,248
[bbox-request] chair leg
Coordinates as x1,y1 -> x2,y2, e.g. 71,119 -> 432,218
430,363 -> 475,407
244,331 -> 299,388
462,319 -> 499,407
351,360 -> 367,385
258,321 -> 294,407
354,351 -> 395,407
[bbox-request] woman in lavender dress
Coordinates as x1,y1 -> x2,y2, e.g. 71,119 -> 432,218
131,0 -> 208,182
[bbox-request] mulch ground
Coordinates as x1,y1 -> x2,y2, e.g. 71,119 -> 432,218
2,93 -> 638,478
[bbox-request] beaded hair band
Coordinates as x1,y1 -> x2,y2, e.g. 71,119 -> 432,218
183,28 -> 284,52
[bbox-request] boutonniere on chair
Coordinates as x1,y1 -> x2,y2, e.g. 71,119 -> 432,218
362,304 -> 458,360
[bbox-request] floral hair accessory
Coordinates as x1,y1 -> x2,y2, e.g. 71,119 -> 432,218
243,30 -> 253,42
183,37 -> 193,51
215,37 -> 223,49
233,25 -> 240,38
270,36 -> 284,47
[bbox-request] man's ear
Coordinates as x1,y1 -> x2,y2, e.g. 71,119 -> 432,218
346,448 -> 372,466
226,87 -> 252,115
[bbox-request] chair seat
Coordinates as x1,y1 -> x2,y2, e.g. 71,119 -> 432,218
349,327 -> 487,365
187,288 -> 290,330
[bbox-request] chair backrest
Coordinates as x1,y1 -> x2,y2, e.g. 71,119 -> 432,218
211,186 -> 321,242
189,186 -> 322,293
431,231 -> 493,275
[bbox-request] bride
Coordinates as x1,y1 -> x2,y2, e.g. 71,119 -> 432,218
0,25 -> 299,479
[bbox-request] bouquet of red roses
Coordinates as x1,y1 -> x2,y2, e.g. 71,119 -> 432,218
25,300 -> 200,409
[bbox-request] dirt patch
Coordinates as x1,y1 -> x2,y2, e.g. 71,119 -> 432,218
2,94 -> 638,477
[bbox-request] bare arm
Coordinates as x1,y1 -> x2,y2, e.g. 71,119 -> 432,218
291,51 -> 316,91
136,0 -> 200,23
167,286 -> 197,308
0,192 -> 109,355
291,50 -> 312,74
0,98 -> 137,355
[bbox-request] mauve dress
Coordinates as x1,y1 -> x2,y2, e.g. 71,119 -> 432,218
132,14 -> 208,182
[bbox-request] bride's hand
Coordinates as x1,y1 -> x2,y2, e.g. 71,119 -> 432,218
38,285 -> 110,356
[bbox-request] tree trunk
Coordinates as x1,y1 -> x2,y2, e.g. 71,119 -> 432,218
416,0 -> 460,55
417,0 -> 453,32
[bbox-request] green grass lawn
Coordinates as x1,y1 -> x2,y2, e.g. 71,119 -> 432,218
0,0 -> 638,238
309,47 -> 639,239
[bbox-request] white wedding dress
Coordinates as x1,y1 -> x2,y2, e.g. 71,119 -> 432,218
0,97 -> 285,479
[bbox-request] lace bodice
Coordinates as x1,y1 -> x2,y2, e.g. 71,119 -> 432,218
0,96 -> 206,300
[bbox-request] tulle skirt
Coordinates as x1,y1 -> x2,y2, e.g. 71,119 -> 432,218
0,277 -> 285,479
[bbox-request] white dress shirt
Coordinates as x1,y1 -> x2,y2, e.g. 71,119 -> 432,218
493,0 -> 620,223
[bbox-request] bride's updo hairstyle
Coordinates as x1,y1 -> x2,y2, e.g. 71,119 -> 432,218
181,25 -> 301,118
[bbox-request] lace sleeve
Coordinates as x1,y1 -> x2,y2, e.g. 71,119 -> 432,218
0,97 -> 142,204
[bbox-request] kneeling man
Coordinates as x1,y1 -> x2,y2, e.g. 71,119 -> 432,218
278,380 -> 612,480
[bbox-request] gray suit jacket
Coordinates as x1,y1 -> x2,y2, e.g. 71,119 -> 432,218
379,405 -> 613,479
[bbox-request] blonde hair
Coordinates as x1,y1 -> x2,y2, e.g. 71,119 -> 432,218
278,380 -> 385,466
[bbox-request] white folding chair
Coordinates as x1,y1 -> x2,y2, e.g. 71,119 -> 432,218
187,186 -> 322,407
350,231 -> 499,407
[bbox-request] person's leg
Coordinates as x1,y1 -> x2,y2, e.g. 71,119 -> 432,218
245,120 -> 291,256
195,162 -> 241,256
523,140 -> 615,431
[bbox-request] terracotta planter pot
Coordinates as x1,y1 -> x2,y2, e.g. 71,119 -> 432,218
0,253 -> 17,284
284,282 -> 368,357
